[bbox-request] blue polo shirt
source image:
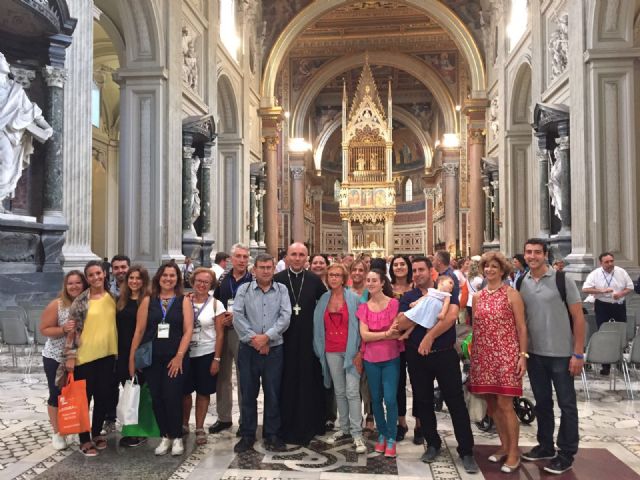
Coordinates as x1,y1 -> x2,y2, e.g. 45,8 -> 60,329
400,267 -> 460,351
214,270 -> 253,309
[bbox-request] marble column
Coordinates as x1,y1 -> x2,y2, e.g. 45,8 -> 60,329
61,0 -> 98,268
468,129 -> 485,254
182,138 -> 196,238
263,136 -> 279,256
249,175 -> 258,249
201,143 -> 213,238
491,178 -> 500,243
40,66 -> 67,224
535,132 -> 550,237
556,121 -> 571,235
290,166 -> 306,243
442,163 -> 458,255
482,178 -> 493,243
424,187 -> 436,254
257,176 -> 266,248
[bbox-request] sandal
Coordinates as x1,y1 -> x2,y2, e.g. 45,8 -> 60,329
80,442 -> 98,457
195,428 -> 207,445
93,436 -> 107,450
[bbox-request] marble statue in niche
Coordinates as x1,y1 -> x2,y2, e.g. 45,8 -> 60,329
370,152 -> 378,170
182,27 -> 199,90
549,13 -> 568,81
190,156 -> 201,225
548,146 -> 563,220
0,52 -> 53,212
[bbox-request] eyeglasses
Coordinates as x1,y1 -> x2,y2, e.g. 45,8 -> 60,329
328,273 -> 343,278
194,279 -> 211,285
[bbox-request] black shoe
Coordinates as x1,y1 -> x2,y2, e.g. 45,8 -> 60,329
522,445 -> 557,461
233,437 -> 255,453
209,420 -> 232,434
396,424 -> 408,442
421,445 -> 441,463
264,436 -> 286,452
544,455 -> 573,474
600,366 -> 611,376
412,427 -> 424,445
119,436 -> 147,448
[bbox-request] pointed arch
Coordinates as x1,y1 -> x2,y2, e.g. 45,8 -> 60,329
509,60 -> 533,127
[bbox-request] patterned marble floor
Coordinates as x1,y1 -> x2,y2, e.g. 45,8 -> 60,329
1,348 -> 639,480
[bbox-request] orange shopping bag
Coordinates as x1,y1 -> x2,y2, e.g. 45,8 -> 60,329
57,373 -> 90,435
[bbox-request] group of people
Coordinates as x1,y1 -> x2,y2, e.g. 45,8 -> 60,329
39,238 -> 633,476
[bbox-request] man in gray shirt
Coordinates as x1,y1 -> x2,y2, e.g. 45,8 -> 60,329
518,239 -> 585,475
232,253 -> 291,454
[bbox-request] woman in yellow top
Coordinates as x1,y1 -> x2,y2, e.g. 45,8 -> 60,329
63,260 -> 117,457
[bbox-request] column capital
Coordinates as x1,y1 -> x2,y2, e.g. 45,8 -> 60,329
262,135 -> 279,151
424,187 -> 437,200
42,65 -> 68,88
10,67 -> 36,89
556,135 -> 570,150
290,165 -> 306,180
201,156 -> 213,168
490,179 -> 499,189
183,145 -> 195,159
442,163 -> 458,177
468,128 -> 486,145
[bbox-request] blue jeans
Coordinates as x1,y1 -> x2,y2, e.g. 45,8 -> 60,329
326,352 -> 362,438
527,354 -> 579,460
238,342 -> 283,439
364,357 -> 400,441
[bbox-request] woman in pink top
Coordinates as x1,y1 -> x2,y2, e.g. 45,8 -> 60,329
357,268 -> 402,458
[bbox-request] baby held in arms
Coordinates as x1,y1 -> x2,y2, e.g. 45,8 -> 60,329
398,275 -> 454,340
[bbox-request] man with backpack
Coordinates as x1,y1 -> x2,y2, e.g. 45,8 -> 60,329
517,238 -> 585,475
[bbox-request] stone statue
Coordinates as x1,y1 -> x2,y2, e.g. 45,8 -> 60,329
549,14 -> 568,80
548,147 -> 563,220
190,156 -> 201,224
370,152 -> 378,170
182,27 -> 198,90
356,153 -> 366,170
0,52 -> 53,211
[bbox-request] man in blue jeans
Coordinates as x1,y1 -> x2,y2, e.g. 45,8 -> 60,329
232,253 -> 291,453
519,239 -> 585,474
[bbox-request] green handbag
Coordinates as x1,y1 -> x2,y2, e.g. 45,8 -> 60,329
121,384 -> 160,437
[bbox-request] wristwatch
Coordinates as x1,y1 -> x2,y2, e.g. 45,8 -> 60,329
519,352 -> 530,359
572,353 -> 584,360
213,357 -> 222,362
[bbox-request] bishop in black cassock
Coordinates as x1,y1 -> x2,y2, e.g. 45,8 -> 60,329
274,261 -> 327,445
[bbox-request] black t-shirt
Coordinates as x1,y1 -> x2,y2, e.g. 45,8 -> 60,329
400,267 -> 460,351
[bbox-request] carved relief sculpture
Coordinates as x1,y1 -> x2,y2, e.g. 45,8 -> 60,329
182,27 -> 199,90
549,13 -> 568,81
0,52 -> 53,211
548,146 -> 563,220
489,96 -> 499,140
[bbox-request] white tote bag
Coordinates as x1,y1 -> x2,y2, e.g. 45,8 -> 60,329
464,386 -> 487,423
117,376 -> 140,426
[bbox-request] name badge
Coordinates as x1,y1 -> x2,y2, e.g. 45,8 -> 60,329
227,298 -> 234,309
157,323 -> 170,339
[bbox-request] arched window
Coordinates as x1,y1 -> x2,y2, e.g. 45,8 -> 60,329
405,178 -> 413,202
220,0 -> 239,60
507,0 -> 528,51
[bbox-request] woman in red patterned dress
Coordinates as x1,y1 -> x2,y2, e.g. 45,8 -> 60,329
469,252 -> 527,473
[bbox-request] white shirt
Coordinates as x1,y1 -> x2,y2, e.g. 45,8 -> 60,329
212,263 -> 225,282
466,275 -> 483,307
275,259 -> 286,273
583,266 -> 633,304
190,296 -> 226,357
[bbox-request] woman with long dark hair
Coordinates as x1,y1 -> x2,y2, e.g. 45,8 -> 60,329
115,265 -> 150,448
129,261 -> 193,456
40,270 -> 88,450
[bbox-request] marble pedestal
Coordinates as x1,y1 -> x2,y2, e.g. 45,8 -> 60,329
549,233 -> 572,263
182,236 -> 213,267
482,241 -> 501,252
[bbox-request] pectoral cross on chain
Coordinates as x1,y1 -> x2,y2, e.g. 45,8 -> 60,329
293,304 -> 301,315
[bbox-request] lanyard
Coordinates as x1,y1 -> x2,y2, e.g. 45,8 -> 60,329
229,272 -> 251,299
601,268 -> 614,288
159,297 -> 175,323
192,295 -> 212,319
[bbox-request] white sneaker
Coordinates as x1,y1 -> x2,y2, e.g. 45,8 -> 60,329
171,438 -> 184,455
354,436 -> 367,454
326,430 -> 350,445
51,433 -> 67,450
155,437 -> 172,455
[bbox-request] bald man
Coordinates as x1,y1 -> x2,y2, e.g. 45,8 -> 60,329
274,242 -> 327,445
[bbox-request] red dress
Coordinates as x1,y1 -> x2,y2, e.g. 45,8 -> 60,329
469,285 -> 522,396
